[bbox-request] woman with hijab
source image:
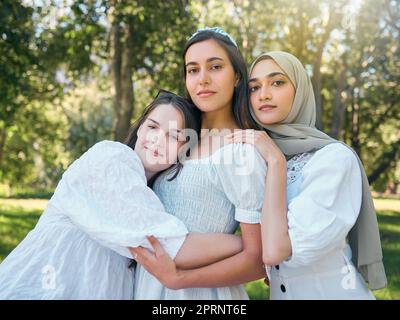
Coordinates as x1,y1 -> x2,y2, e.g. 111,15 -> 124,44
226,51 -> 387,299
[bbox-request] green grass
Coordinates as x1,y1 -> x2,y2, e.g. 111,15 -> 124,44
0,204 -> 42,261
0,198 -> 399,300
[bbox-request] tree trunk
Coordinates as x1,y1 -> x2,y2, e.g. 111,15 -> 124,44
295,2 -> 305,59
330,61 -> 347,139
311,4 -> 337,131
312,57 -> 323,130
111,21 -> 122,137
350,88 -> 361,156
368,140 -> 400,185
114,24 -> 134,142
0,128 -> 6,164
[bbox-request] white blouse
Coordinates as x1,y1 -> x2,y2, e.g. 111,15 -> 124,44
268,143 -> 374,300
0,141 -> 188,299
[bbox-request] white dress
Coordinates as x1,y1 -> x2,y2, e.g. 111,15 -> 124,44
268,143 -> 375,300
0,141 -> 188,299
134,143 -> 267,299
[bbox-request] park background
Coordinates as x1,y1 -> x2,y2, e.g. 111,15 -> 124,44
0,0 -> 399,299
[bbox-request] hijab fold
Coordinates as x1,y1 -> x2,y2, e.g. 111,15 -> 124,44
250,51 -> 387,290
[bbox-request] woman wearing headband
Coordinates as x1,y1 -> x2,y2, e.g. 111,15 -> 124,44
131,27 -> 267,300
226,51 -> 387,299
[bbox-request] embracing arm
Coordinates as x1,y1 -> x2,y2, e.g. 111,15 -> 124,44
175,223 -> 265,288
174,233 -> 243,269
260,158 -> 292,265
131,223 -> 265,289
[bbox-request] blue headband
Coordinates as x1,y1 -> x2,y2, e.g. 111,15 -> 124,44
188,27 -> 238,48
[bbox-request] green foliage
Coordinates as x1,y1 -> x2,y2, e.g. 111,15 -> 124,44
0,1 -> 36,124
61,80 -> 114,160
0,0 -> 398,191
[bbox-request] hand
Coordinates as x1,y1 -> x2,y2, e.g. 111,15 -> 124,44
128,236 -> 182,290
225,129 -> 285,164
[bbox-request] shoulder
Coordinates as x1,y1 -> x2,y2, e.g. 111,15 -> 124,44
210,142 -> 267,177
80,140 -> 143,172
88,140 -> 133,155
311,143 -> 357,164
212,142 -> 265,165
304,142 -> 360,176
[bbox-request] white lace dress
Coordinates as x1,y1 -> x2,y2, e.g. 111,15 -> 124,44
0,141 -> 188,299
267,143 -> 375,300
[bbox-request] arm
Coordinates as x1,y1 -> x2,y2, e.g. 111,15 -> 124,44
228,130 -> 292,265
50,141 -> 189,259
283,144 -> 363,267
260,158 -> 292,265
131,223 -> 266,289
174,233 -> 243,269
175,223 -> 265,288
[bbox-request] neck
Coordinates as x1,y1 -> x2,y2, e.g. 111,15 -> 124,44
144,170 -> 156,182
201,104 -> 239,131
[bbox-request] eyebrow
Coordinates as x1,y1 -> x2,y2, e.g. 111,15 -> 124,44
147,118 -> 159,126
185,57 -> 224,68
248,72 -> 287,83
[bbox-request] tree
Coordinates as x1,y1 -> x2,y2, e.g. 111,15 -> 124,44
108,0 -> 195,141
0,1 -> 36,164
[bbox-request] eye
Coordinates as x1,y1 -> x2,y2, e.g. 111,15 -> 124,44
187,68 -> 198,74
249,86 -> 259,93
272,80 -> 285,87
147,125 -> 157,129
210,64 -> 222,70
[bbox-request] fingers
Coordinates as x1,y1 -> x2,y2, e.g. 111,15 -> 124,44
128,246 -> 154,263
147,236 -> 168,259
128,247 -> 139,259
227,131 -> 257,144
128,236 -> 166,262
147,235 -> 162,251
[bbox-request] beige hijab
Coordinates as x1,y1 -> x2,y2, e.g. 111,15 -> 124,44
249,51 -> 387,290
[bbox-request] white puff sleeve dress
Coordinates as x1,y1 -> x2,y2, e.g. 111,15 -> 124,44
0,141 -> 188,299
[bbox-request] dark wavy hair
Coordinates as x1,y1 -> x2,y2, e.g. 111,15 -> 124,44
124,90 -> 201,184
182,30 -> 259,130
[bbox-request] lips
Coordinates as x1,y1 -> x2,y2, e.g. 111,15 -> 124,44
197,90 -> 216,98
144,146 -> 161,157
258,104 -> 277,111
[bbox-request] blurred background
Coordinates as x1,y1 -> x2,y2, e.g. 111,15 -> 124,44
0,0 -> 399,299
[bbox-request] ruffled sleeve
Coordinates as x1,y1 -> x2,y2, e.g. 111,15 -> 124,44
284,143 -> 362,268
210,143 -> 267,224
48,140 -> 188,259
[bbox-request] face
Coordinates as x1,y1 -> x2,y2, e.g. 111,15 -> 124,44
185,39 -> 238,113
249,58 -> 296,125
134,104 -> 185,174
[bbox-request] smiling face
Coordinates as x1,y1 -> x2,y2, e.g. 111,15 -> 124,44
134,104 -> 185,175
184,39 -> 238,114
249,58 -> 296,125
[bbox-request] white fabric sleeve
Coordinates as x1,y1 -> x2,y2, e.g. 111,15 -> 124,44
48,140 -> 188,259
283,143 -> 362,268
210,143 -> 267,224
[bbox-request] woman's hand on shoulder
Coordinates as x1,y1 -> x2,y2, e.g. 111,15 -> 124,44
225,129 -> 285,165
